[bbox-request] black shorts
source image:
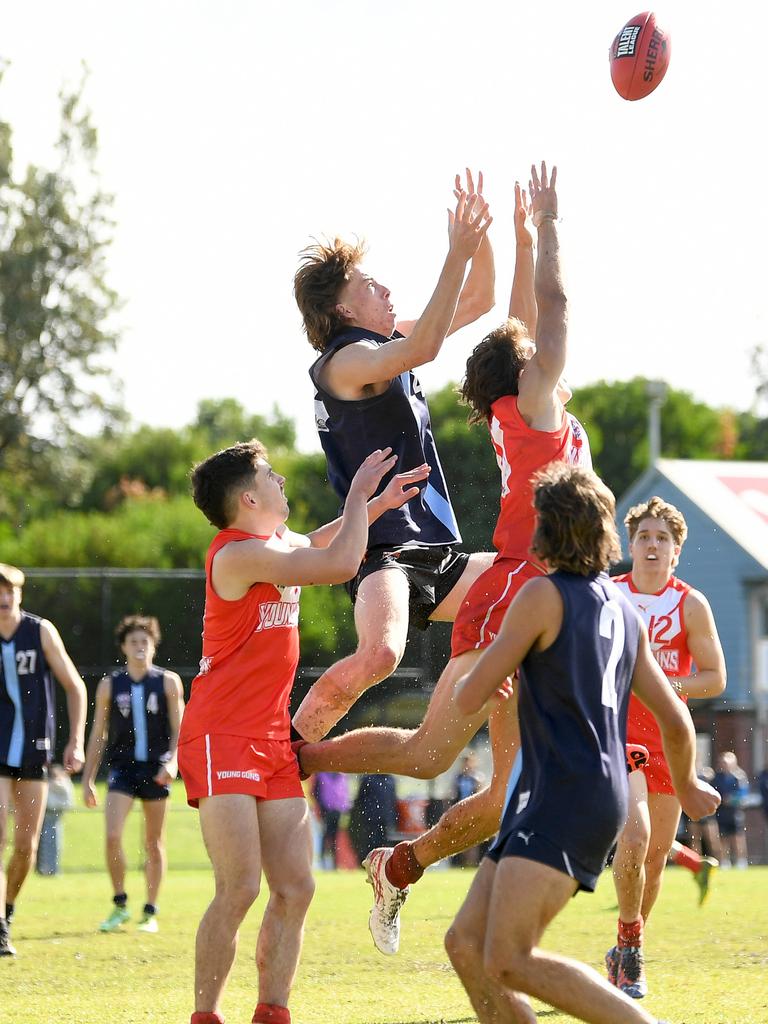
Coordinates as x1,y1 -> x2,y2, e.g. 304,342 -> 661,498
345,544 -> 469,631
0,761 -> 49,782
486,827 -> 602,894
716,808 -> 745,836
108,762 -> 170,801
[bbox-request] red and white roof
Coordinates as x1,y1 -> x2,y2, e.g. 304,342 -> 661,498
654,459 -> 768,571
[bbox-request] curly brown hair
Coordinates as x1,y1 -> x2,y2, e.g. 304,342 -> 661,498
191,439 -> 267,530
531,463 -> 621,575
294,238 -> 367,352
116,614 -> 162,646
624,495 -> 688,547
460,318 -> 531,424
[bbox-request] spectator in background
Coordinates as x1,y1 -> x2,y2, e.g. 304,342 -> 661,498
759,767 -> 768,825
684,765 -> 722,863
312,772 -> 351,869
713,751 -> 749,868
349,775 -> 398,866
451,751 -> 485,867
36,764 -> 75,876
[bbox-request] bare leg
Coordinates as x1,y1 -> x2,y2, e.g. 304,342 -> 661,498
640,792 -> 681,922
446,858 -> 536,1023
104,791 -> 134,897
413,694 -> 520,868
293,551 -> 494,742
0,777 -> 11,915
255,798 -> 315,1007
292,569 -> 410,741
611,771 -> 650,922
300,651 -> 485,776
6,779 -> 47,904
195,795 -> 262,1014
429,551 -> 495,622
484,858 -> 659,1024
141,797 -> 168,906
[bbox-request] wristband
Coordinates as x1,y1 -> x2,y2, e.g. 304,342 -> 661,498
533,211 -> 558,228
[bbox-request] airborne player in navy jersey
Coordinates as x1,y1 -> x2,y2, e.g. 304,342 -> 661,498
81,615 -> 184,934
0,563 -> 87,958
444,466 -> 719,1024
292,170 -> 495,744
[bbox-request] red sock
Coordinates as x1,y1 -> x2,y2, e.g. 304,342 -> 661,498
671,843 -> 702,874
252,1004 -> 290,1024
385,841 -> 424,889
191,1014 -> 225,1024
617,916 -> 643,948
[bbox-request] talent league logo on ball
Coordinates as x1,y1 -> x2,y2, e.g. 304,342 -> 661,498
615,24 -> 641,57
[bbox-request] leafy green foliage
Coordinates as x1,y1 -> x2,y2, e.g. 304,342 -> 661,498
0,67 -> 122,493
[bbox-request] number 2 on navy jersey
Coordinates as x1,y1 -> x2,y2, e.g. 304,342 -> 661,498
599,600 -> 626,713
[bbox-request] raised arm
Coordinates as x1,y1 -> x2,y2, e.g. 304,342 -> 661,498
508,181 -> 537,334
672,590 -> 727,699
81,676 -> 111,807
40,619 -> 87,772
155,672 -> 185,786
631,630 -> 720,821
398,170 -> 496,340
213,448 -> 397,593
326,189 -> 492,391
300,462 -> 430,550
516,162 -> 567,429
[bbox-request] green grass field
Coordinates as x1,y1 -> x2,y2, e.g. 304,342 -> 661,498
3,786 -> 767,1024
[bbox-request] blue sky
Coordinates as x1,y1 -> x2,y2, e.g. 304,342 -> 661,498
2,1 -> 763,449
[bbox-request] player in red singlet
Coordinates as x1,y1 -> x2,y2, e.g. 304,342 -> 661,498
605,496 -> 726,1000
180,438 -> 429,1024
296,163 -> 592,955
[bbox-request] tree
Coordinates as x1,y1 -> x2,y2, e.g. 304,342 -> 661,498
0,65 -> 122,503
567,378 -> 727,497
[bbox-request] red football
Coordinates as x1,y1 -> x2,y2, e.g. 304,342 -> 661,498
609,11 -> 671,101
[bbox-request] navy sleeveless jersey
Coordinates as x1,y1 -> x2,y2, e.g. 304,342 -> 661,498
310,327 -> 461,548
502,572 -> 642,872
0,612 -> 56,768
106,668 -> 171,767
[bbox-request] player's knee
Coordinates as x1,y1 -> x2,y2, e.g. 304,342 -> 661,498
270,871 -> 315,912
105,831 -> 124,852
617,825 -> 649,863
144,837 -> 164,862
358,639 -> 404,685
13,834 -> 39,862
485,948 -> 528,991
444,922 -> 475,972
217,875 -> 261,916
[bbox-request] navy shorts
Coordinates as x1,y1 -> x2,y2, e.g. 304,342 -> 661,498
345,544 -> 469,631
108,762 -> 169,801
486,827 -> 602,894
0,761 -> 48,782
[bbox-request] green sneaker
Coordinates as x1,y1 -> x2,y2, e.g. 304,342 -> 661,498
695,856 -> 718,906
99,906 -> 130,932
137,913 -> 159,933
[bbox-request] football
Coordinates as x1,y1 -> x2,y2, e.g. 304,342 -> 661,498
609,11 -> 671,100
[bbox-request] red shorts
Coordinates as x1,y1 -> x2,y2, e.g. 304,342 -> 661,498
638,748 -> 675,796
178,734 -> 303,808
451,556 -> 545,658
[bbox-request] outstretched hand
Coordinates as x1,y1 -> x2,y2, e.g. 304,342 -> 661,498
377,463 -> 430,512
529,161 -> 558,226
514,181 -> 534,248
349,447 -> 398,500
448,170 -> 492,261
